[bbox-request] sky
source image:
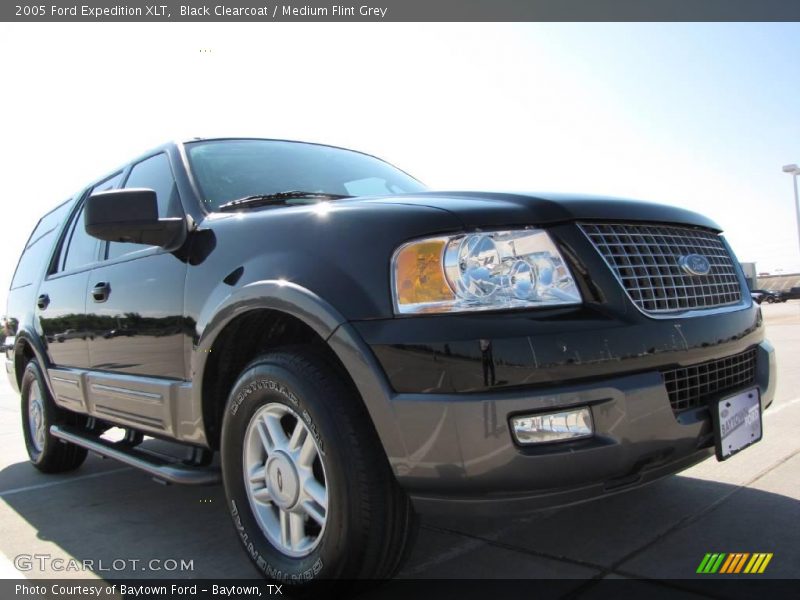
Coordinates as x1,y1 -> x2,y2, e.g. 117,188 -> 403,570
1,22 -> 800,312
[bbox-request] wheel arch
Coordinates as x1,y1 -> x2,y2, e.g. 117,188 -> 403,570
194,281 -> 406,463
13,330 -> 51,394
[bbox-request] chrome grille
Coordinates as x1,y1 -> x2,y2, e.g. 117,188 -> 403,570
580,222 -> 743,313
661,348 -> 758,414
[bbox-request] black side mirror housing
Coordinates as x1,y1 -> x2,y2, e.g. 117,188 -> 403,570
84,189 -> 186,250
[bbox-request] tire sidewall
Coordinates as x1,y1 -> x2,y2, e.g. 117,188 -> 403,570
221,358 -> 354,583
20,360 -> 56,465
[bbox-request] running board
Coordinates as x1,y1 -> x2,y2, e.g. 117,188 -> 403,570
50,424 -> 221,486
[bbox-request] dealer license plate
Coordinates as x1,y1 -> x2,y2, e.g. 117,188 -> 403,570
714,388 -> 762,461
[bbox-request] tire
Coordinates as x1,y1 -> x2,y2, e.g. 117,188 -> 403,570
766,297 -> 775,304
20,359 -> 87,473
221,349 -> 417,586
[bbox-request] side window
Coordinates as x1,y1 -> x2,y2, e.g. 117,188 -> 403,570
107,153 -> 180,260
52,172 -> 123,275
61,206 -> 99,272
11,201 -> 72,289
92,171 -> 124,195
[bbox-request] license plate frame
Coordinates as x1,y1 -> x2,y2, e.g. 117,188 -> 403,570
712,387 -> 762,461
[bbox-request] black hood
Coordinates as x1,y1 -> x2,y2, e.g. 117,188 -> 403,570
360,191 -> 722,232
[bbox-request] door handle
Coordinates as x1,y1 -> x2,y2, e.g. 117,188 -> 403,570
37,294 -> 50,310
91,282 -> 111,303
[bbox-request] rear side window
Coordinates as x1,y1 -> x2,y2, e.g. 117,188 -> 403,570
10,201 -> 72,290
107,153 -> 180,260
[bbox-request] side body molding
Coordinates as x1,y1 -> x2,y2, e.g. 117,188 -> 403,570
191,280 -> 408,464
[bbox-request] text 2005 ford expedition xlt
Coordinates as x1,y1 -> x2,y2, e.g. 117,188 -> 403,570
4,138 -> 775,584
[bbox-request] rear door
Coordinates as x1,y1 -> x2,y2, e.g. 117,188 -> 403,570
39,173 -> 123,369
39,173 -> 123,411
6,200 -> 72,369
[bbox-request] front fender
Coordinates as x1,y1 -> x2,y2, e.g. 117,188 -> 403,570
191,280 -> 408,463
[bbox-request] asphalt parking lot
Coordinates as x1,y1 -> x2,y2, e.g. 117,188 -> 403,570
1,303 -> 798,594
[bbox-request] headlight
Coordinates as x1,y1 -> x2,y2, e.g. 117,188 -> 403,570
392,229 -> 582,314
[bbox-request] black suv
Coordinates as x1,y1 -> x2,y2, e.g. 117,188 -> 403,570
751,289 -> 787,304
4,138 -> 775,583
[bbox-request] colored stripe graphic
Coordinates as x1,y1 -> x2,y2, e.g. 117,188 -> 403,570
706,552 -> 778,574
710,553 -> 726,573
701,554 -> 719,573
720,553 -> 745,573
733,553 -> 750,573
699,552 -> 774,574
744,554 -> 760,573
697,554 -> 713,573
719,554 -> 736,574
698,553 -> 727,573
758,553 -> 773,573
748,554 -> 763,573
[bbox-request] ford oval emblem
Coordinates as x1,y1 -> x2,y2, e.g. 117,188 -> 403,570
679,254 -> 711,276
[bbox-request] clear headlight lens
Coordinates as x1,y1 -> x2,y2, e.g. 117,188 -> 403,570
392,229 -> 582,314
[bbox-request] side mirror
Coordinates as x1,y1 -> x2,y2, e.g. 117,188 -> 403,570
84,189 -> 186,250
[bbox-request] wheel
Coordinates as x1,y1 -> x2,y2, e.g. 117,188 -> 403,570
20,359 -> 87,473
766,296 -> 775,303
221,349 -> 417,585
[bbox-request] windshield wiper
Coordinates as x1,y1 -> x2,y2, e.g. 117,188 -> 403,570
218,191 -> 352,212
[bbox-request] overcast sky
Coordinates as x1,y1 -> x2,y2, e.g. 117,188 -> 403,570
2,22 -> 799,312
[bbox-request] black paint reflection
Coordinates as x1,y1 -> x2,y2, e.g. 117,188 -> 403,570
480,339 -> 496,387
38,271 -> 92,368
369,308 -> 764,394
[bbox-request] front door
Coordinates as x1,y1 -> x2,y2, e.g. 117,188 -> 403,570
85,152 -> 187,381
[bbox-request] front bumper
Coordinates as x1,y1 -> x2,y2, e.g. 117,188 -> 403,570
392,341 -> 773,516
339,304 -> 775,516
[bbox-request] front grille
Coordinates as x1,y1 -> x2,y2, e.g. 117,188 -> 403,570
661,348 -> 758,414
580,222 -> 743,314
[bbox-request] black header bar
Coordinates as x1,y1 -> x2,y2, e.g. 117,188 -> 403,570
5,0 -> 800,22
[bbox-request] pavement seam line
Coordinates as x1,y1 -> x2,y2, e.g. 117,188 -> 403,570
399,530 -> 487,576
0,467 -> 132,497
420,523 -> 606,574
570,445 -> 800,595
420,525 -> 723,600
567,571 -> 727,600
422,446 -> 800,594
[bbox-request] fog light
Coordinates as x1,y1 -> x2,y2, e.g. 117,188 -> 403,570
510,407 -> 593,445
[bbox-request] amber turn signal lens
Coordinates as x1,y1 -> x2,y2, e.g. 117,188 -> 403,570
394,239 -> 455,308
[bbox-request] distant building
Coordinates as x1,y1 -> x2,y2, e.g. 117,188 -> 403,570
740,262 -> 757,290
756,273 -> 800,291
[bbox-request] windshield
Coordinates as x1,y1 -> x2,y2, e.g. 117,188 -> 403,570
186,139 -> 427,211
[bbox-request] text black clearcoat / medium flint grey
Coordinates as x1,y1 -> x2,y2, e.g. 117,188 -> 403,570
3,138 -> 776,582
